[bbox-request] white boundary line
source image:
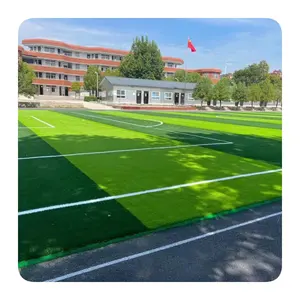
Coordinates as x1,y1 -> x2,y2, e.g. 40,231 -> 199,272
44,211 -> 282,282
71,112 -> 163,128
31,116 -> 55,128
72,111 -> 232,143
18,142 -> 233,161
18,126 -> 51,129
18,168 -> 281,216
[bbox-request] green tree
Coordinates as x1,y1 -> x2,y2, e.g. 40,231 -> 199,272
187,72 -> 201,83
233,60 -> 270,86
163,76 -> 176,81
103,68 -> 122,77
71,82 -> 81,99
248,84 -> 262,108
213,77 -> 232,107
119,36 -> 164,80
259,78 -> 275,107
269,74 -> 282,107
83,65 -> 101,96
232,82 -> 248,107
18,61 -> 36,97
192,76 -> 213,106
174,70 -> 187,82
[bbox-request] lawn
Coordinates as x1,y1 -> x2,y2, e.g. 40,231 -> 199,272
18,109 -> 282,266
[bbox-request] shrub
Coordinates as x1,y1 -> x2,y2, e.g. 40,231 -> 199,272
84,96 -> 97,102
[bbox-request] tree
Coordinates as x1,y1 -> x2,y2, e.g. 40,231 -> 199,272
213,77 -> 232,107
103,68 -> 122,77
259,78 -> 275,107
71,82 -> 81,99
187,72 -> 201,83
192,76 -> 213,106
232,82 -> 248,107
18,61 -> 36,97
119,36 -> 164,80
248,84 -> 262,108
174,70 -> 187,82
83,65 -> 101,96
269,74 -> 282,107
233,60 -> 270,86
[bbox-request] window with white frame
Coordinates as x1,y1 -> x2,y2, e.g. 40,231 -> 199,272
116,90 -> 126,99
75,52 -> 80,57
45,60 -> 56,66
101,54 -> 110,60
151,91 -> 160,101
188,93 -> 194,100
164,92 -> 172,101
46,73 -> 56,79
44,47 -> 55,53
167,63 -> 174,67
76,76 -> 80,81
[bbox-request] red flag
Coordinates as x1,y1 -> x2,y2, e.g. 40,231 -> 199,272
188,38 -> 196,52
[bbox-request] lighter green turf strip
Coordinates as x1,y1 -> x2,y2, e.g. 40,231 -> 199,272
96,111 -> 282,139
153,111 -> 282,125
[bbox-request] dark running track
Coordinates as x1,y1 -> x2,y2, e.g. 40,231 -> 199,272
20,202 -> 282,282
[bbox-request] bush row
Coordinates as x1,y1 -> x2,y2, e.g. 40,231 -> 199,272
84,96 -> 98,102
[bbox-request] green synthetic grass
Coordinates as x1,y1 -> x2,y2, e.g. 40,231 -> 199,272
18,109 -> 282,265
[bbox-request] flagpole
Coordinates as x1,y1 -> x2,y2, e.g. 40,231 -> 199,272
184,37 -> 188,105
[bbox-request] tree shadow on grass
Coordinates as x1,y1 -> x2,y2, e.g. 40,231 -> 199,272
18,125 -> 282,265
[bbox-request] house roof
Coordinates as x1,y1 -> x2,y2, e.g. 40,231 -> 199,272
102,76 -> 197,90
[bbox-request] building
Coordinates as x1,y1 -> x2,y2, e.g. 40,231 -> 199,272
19,38 -> 221,97
101,76 -> 199,105
270,69 -> 282,78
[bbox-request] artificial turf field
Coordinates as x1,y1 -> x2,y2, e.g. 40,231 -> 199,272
18,109 -> 282,267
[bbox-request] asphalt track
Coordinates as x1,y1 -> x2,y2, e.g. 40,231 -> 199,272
20,201 -> 282,282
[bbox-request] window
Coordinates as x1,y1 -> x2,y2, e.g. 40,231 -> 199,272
51,86 -> 56,92
95,54 -> 98,59
213,73 -> 219,78
101,54 -> 110,60
33,46 -> 37,51
75,64 -> 80,70
116,90 -> 126,99
151,91 -> 160,101
167,63 -> 174,67
188,93 -> 194,100
101,66 -> 108,72
75,52 -> 80,57
67,63 -> 72,69
45,60 -> 56,66
76,76 -> 80,82
164,92 -> 172,101
44,47 -> 55,53
64,51 -> 72,56
91,54 -> 94,59
30,47 -> 33,51
87,54 -> 91,59
35,72 -> 43,78
46,73 -> 56,79
57,48 -> 61,54
58,61 -> 61,67
37,46 -> 41,52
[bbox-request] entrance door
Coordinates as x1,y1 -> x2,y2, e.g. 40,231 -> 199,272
136,90 -> 142,104
65,87 -> 69,96
174,92 -> 179,105
143,91 -> 149,104
180,93 -> 185,105
59,86 -> 62,96
39,85 -> 44,95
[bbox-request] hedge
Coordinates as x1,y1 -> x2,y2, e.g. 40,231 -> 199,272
84,96 -> 97,102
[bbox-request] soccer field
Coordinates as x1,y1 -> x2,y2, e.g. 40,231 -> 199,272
18,109 -> 282,267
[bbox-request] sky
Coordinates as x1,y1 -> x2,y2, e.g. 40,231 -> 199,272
18,18 -> 282,73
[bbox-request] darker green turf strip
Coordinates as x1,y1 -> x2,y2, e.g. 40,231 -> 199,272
18,126 -> 147,262
66,110 -> 281,167
19,197 -> 281,268
125,111 -> 282,129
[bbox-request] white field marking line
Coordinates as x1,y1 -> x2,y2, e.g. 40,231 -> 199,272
18,142 -> 233,161
74,111 -> 231,144
45,211 -> 282,282
153,126 -> 232,143
18,126 -> 51,129
71,112 -> 163,128
31,116 -> 55,128
18,168 -> 281,216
